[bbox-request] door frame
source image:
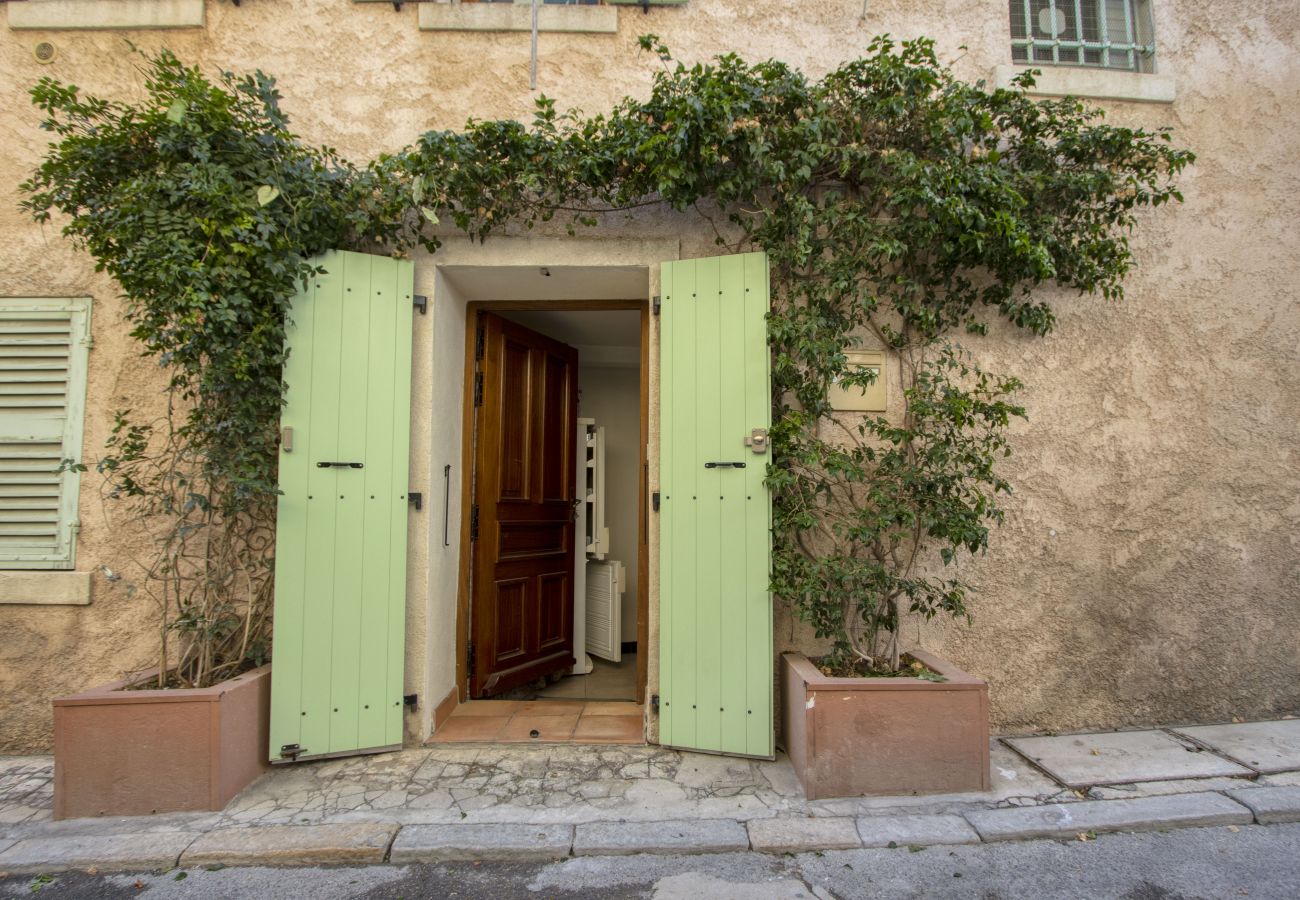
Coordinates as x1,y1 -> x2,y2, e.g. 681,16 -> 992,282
455,298 -> 651,705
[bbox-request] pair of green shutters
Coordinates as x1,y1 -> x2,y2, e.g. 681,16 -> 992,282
270,250 -> 772,761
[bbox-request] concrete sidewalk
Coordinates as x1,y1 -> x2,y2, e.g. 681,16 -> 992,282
1,719 -> 1297,874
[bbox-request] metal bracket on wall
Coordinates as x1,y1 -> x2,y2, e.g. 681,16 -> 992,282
408,492 -> 423,512
403,694 -> 418,708
652,295 -> 661,316
413,294 -> 428,315
652,491 -> 660,512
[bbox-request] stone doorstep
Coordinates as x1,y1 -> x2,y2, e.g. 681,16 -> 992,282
964,792 -> 1253,843
573,819 -> 749,856
181,824 -> 397,867
390,824 -> 573,862
0,831 -> 199,875
1226,786 -> 1300,825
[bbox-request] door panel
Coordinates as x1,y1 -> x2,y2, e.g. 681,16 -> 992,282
659,252 -> 773,758
270,250 -> 414,762
472,313 -> 578,697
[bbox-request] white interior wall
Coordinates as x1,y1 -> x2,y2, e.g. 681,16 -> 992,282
577,364 -> 641,645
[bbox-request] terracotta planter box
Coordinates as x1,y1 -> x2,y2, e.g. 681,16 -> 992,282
53,664 -> 271,820
781,651 -> 990,800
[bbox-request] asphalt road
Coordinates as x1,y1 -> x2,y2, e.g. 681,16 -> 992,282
3,822 -> 1298,900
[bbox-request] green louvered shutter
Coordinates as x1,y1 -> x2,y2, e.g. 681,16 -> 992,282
0,298 -> 90,570
659,252 -> 773,759
269,251 -> 414,763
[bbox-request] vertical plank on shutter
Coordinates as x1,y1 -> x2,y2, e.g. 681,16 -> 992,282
270,273 -> 317,758
384,260 -> 414,747
743,251 -> 773,757
298,257 -> 345,756
657,263 -> 675,747
668,260 -> 698,749
717,254 -> 749,754
693,257 -> 722,751
357,259 -> 397,746
327,253 -> 372,754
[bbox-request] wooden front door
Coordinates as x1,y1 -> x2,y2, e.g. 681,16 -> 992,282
470,312 -> 579,697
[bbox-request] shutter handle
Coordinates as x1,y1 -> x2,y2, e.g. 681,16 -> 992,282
316,461 -> 364,469
704,461 -> 747,469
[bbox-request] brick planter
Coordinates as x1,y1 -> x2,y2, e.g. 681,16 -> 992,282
780,651 -> 990,800
53,664 -> 271,819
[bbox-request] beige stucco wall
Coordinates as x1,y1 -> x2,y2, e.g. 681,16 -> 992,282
1,0 -> 1297,753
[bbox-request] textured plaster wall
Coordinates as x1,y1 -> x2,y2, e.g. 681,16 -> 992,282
0,0 -> 1297,752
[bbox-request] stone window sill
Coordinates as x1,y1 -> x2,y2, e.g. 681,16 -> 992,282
8,0 -> 204,30
417,3 -> 618,34
992,65 -> 1175,104
0,570 -> 91,605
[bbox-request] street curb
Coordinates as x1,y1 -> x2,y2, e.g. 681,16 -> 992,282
1227,786 -> 1300,824
181,824 -> 397,868
0,796 -> 1282,872
391,824 -> 574,862
0,831 -> 199,875
963,792 -> 1252,842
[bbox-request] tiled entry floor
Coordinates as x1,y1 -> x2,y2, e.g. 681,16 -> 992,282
428,700 -> 644,745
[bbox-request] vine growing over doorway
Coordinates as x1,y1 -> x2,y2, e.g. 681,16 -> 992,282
22,37 -> 1190,683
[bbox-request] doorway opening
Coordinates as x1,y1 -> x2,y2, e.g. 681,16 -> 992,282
433,296 -> 648,745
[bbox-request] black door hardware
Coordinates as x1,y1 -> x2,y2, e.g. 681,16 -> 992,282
704,461 -> 747,469
316,461 -> 364,469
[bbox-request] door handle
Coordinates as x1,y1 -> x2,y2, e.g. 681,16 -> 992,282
316,461 -> 364,469
704,461 -> 747,469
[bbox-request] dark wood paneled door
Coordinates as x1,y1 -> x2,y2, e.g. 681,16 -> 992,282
470,312 -> 579,697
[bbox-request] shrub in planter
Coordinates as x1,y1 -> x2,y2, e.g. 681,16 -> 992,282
772,346 -> 1020,797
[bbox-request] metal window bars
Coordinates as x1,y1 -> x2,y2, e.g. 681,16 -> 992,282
1009,0 -> 1155,72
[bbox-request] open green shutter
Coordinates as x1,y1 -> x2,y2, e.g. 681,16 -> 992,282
659,252 -> 773,758
0,297 -> 90,570
269,251 -> 414,762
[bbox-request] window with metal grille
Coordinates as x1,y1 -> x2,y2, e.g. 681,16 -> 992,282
0,298 -> 90,570
1010,1 -> 1156,73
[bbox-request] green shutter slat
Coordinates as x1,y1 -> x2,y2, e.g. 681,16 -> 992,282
270,251 -> 413,763
659,253 -> 773,758
386,263 -> 414,748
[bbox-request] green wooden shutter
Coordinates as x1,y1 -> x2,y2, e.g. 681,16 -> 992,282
659,252 -> 773,758
0,297 -> 90,570
269,251 -> 414,762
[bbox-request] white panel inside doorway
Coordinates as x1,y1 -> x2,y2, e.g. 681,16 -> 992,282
586,560 -> 623,662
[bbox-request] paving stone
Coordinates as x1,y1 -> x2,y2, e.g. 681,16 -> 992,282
1226,786 -> 1300,824
1004,730 -> 1252,787
747,817 -> 861,853
181,824 -> 396,867
1172,721 -> 1300,775
964,792 -> 1251,842
0,831 -> 197,874
573,819 -> 748,856
856,814 -> 981,848
390,823 -> 573,861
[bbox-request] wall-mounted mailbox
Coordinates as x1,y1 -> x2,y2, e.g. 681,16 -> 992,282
830,350 -> 887,412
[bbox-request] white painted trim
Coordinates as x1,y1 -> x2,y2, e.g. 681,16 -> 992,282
0,570 -> 91,605
8,0 -> 205,31
992,65 -> 1175,104
418,3 -> 617,34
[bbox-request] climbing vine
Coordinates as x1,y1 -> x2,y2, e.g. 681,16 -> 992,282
22,38 -> 1190,684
